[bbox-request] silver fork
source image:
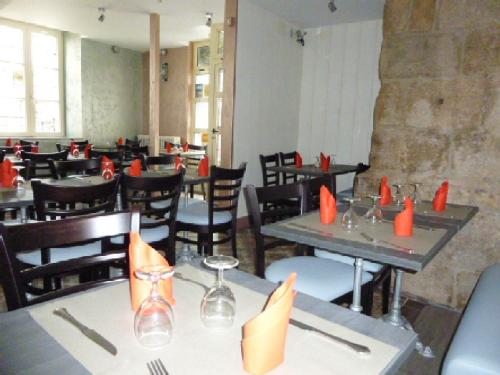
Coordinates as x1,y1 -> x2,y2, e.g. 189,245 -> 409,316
147,359 -> 169,375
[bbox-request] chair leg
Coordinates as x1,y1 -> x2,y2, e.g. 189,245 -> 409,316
231,221 -> 238,258
361,281 -> 374,316
382,269 -> 392,314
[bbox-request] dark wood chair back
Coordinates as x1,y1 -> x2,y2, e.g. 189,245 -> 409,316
20,140 -> 39,146
302,175 -> 336,211
259,153 -> 280,186
244,182 -> 306,277
140,154 -> 176,170
0,145 -> 31,155
89,149 -> 124,162
0,209 -> 140,311
279,151 -> 298,184
353,163 -> 370,193
49,158 -> 102,179
0,150 -> 5,163
21,150 -> 69,179
56,142 -> 88,152
32,177 -> 119,221
125,138 -> 139,147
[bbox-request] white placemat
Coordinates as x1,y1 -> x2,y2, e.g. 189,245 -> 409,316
29,264 -> 398,375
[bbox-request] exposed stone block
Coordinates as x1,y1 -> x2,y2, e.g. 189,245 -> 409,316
438,0 -> 500,31
374,82 -> 410,126
410,0 -> 437,32
463,27 -> 500,75
383,0 -> 412,35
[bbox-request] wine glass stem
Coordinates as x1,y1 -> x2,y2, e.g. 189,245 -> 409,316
216,268 -> 224,287
150,278 -> 161,299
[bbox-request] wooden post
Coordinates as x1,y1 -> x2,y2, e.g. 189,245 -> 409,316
149,13 -> 160,156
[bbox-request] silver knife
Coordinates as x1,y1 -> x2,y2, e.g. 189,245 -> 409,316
290,318 -> 371,355
53,308 -> 117,356
360,232 -> 414,254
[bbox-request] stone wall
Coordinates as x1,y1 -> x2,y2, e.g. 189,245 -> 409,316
358,0 -> 499,309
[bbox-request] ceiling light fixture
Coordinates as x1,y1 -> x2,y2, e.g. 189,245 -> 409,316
328,0 -> 337,13
98,7 -> 106,22
205,12 -> 213,27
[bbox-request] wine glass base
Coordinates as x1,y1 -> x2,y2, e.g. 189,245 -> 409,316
137,331 -> 172,349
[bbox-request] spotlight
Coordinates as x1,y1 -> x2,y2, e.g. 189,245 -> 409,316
328,0 -> 337,13
98,7 -> 105,22
205,12 -> 213,27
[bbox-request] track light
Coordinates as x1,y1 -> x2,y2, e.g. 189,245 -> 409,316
98,7 -> 105,22
328,0 -> 337,13
205,12 -> 213,27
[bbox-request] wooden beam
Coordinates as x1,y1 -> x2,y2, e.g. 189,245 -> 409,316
149,13 -> 160,156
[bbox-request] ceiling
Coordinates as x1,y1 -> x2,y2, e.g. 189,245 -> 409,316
247,0 -> 385,29
0,0 -> 225,51
0,0 -> 384,51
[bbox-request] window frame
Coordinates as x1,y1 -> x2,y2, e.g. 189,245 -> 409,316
0,17 -> 65,137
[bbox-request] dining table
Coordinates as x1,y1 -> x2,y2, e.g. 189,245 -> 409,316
0,261 -> 417,374
160,149 -> 206,158
260,199 -> 478,357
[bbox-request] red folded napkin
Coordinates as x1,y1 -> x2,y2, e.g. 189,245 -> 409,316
295,152 -> 303,168
129,232 -> 175,311
380,176 -> 393,206
198,156 -> 209,176
182,143 -> 189,152
320,185 -> 336,224
84,144 -> 92,159
166,142 -> 173,153
5,138 -> 12,147
394,197 -> 414,237
242,273 -> 296,375
129,159 -> 142,176
433,181 -> 449,212
13,144 -> 22,159
319,152 -> 330,172
117,137 -> 124,145
31,145 -> 39,153
70,142 -> 79,157
175,155 -> 184,171
101,155 -> 115,180
0,159 -> 17,188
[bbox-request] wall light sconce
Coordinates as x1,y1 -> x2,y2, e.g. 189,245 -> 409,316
328,0 -> 337,13
98,7 -> 105,22
205,12 -> 213,27
291,29 -> 307,47
111,45 -> 120,53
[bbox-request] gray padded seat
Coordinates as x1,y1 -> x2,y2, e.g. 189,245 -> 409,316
265,256 -> 373,301
17,241 -> 102,266
176,200 -> 232,226
314,248 -> 384,273
442,263 -> 500,375
110,216 -> 168,245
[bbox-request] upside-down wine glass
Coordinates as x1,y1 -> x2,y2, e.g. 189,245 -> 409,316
364,195 -> 383,224
392,183 -> 406,206
134,265 -> 175,348
200,255 -> 239,329
342,197 -> 361,231
410,183 -> 423,206
12,165 -> 25,189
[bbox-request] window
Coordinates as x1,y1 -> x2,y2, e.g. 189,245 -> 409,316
0,19 -> 64,136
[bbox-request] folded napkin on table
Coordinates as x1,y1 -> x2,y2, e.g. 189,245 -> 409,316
433,180 -> 449,212
129,232 -> 175,310
242,273 -> 297,375
175,156 -> 184,171
31,145 -> 39,153
13,144 -> 22,158
320,185 -> 336,224
379,176 -> 393,206
198,156 -> 209,176
117,137 -> 124,145
5,138 -> 12,147
295,152 -> 303,168
166,142 -> 173,153
319,152 -> 330,172
101,155 -> 115,179
182,143 -> 189,152
70,142 -> 79,157
84,144 -> 92,159
394,197 -> 414,237
129,159 -> 142,176
0,159 -> 17,188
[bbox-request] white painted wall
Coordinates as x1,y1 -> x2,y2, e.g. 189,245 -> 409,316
233,0 -> 303,214
297,19 -> 383,192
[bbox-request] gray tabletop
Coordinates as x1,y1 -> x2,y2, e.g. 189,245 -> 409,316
268,163 -> 359,177
0,262 -> 416,375
127,167 -> 210,186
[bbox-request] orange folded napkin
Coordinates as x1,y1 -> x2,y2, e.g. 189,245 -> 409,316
198,156 -> 209,176
84,144 -> 92,159
295,152 -> 303,168
5,138 -> 12,146
182,143 -> 189,152
379,176 -> 393,206
242,273 -> 297,375
394,197 -> 414,237
175,155 -> 184,171
117,137 -> 124,145
70,142 -> 79,157
129,232 -> 175,311
129,159 -> 142,176
1,159 -> 17,188
433,180 -> 449,212
319,152 -> 330,172
31,145 -> 39,153
320,185 -> 336,224
101,155 -> 115,179
166,142 -> 173,153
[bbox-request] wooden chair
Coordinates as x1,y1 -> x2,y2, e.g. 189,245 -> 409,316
279,151 -> 298,184
56,142 -> 88,152
303,175 -> 336,209
118,172 -> 184,265
0,145 -> 31,155
89,149 -> 124,161
175,163 -> 247,258
0,149 -> 5,163
125,138 -> 140,147
140,154 -> 176,171
19,140 -> 39,146
21,150 -> 68,179
245,183 -> 375,314
259,153 -> 280,187
184,145 -> 207,199
0,210 -> 140,311
336,163 -> 371,201
0,149 -> 17,221
49,158 -> 102,179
